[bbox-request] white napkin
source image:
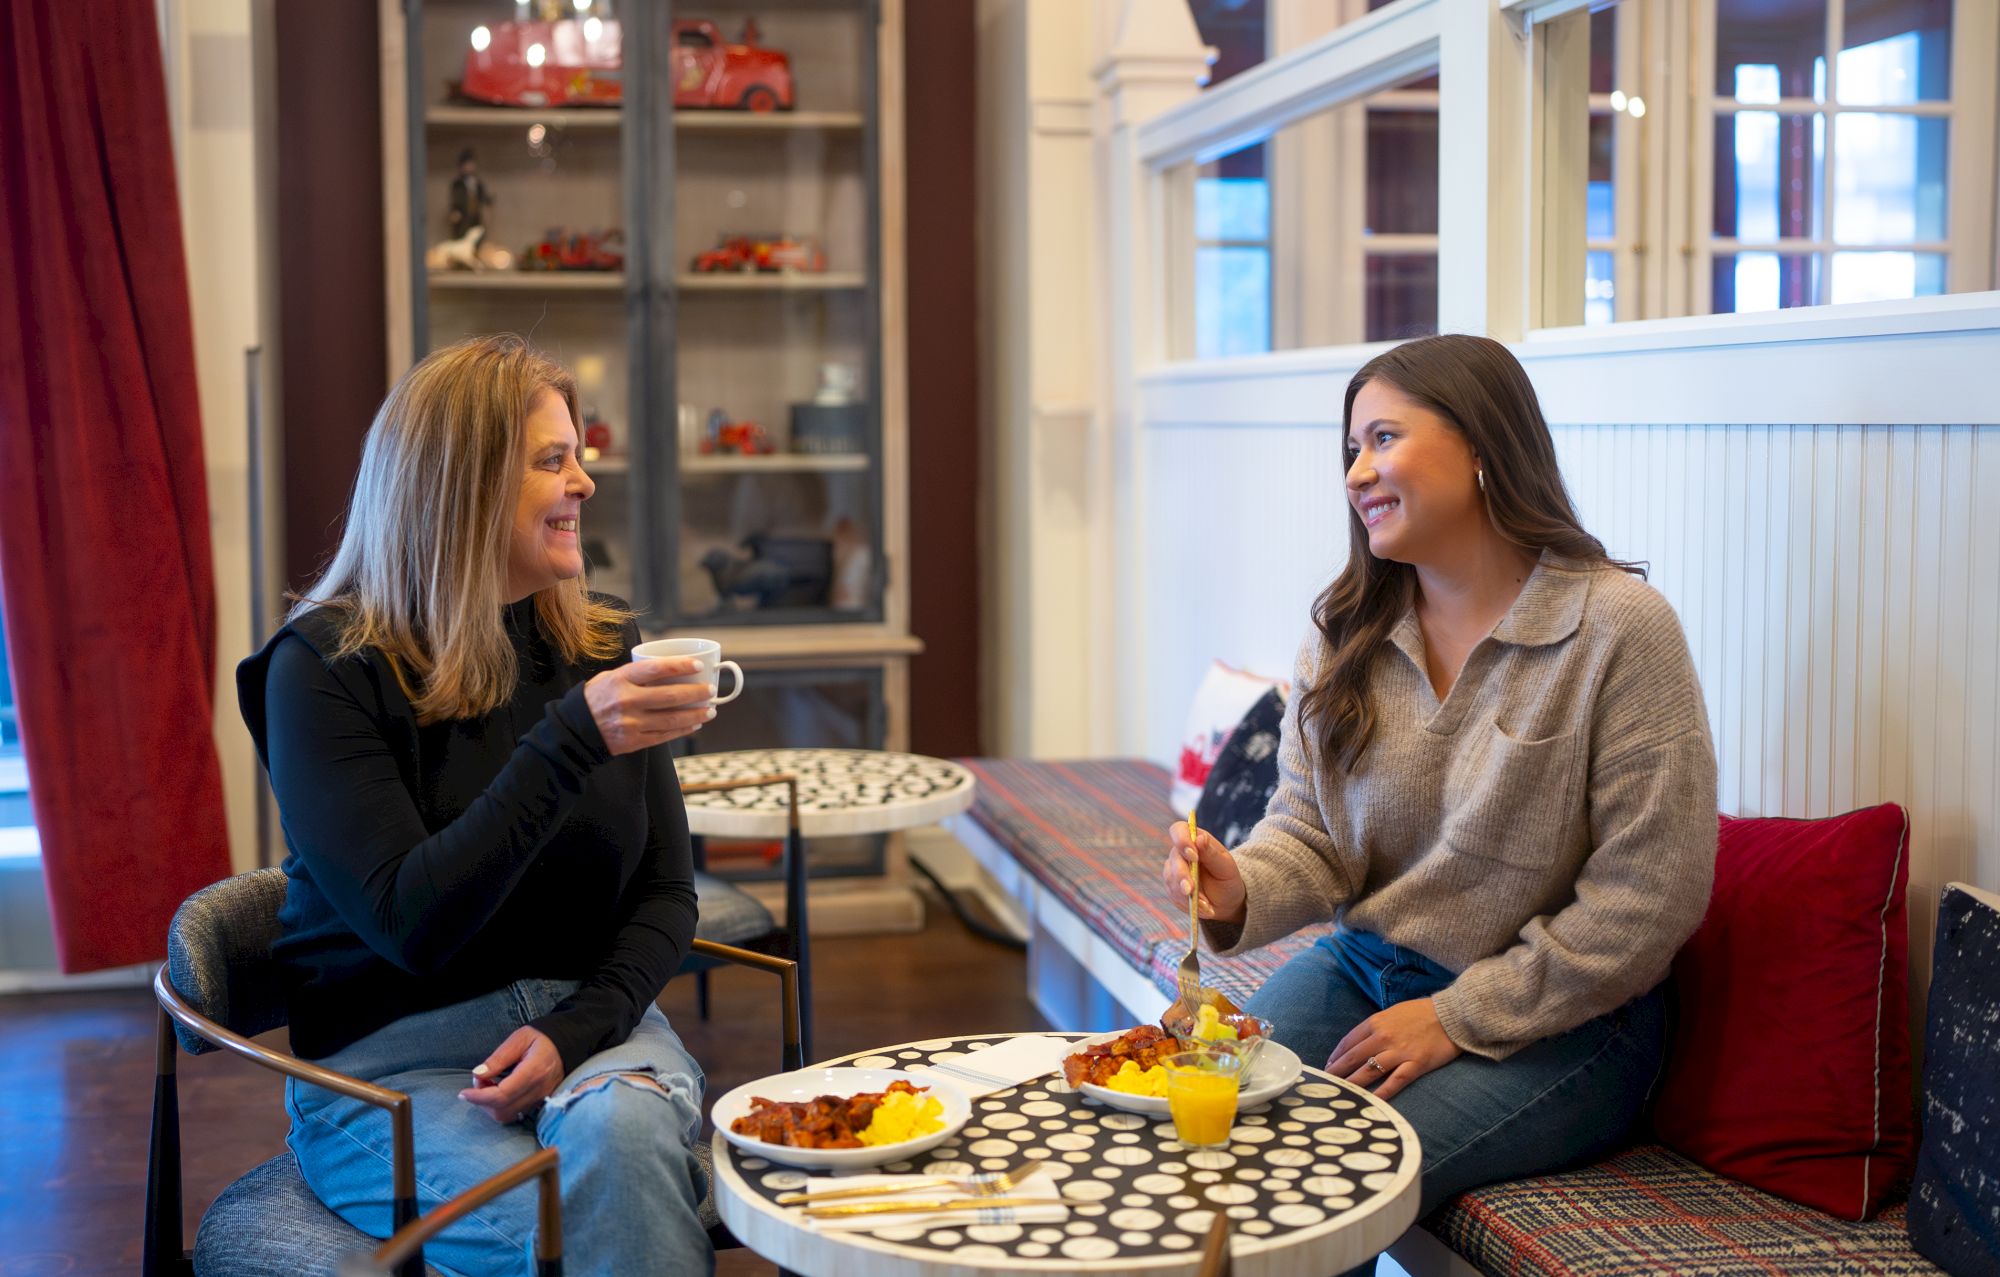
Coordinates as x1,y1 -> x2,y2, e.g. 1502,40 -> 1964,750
798,1171 -> 1069,1234
908,1035 -> 1073,1097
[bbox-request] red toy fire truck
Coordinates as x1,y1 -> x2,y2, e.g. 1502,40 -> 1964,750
458,16 -> 793,112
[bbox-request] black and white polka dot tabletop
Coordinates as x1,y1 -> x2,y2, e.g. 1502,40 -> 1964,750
712,1032 -> 1422,1276
676,749 -> 978,840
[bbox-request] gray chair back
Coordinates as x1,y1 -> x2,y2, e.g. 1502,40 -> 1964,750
164,867 -> 290,1055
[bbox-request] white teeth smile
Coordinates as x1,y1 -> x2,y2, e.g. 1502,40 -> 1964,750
1364,500 -> 1400,527
549,518 -> 577,532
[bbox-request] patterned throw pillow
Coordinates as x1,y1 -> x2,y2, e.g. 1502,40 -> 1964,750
1193,687 -> 1286,850
1907,882 -> 2000,1275
1171,661 -> 1281,815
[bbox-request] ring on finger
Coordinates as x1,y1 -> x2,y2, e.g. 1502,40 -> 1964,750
1366,1055 -> 1389,1075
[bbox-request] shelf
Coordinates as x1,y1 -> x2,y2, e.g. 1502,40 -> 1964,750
429,272 -> 623,292
677,273 -> 866,292
427,105 -> 619,130
425,106 -> 864,133
682,454 -> 870,474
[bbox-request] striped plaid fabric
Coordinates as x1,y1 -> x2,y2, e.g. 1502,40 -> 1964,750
959,758 -> 1333,1007
1432,1144 -> 1939,1276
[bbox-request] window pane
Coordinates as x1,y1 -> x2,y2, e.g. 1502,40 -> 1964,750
1366,110 -> 1440,235
1838,0 -> 1949,104
1716,0 -> 1827,101
1190,0 -> 1266,86
1585,250 -> 1616,326
1712,252 -> 1821,312
1587,114 -> 1615,239
1713,113 -> 1822,240
1196,168 -> 1270,241
1365,254 -> 1438,342
1833,114 -> 1947,243
1589,6 -> 1616,95
1196,246 -> 1272,358
1829,250 -> 1946,303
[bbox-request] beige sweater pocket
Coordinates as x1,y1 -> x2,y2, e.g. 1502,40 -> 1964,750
1441,723 -> 1585,869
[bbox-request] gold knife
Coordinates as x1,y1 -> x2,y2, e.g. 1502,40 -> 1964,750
802,1196 -> 1051,1219
778,1177 -> 951,1205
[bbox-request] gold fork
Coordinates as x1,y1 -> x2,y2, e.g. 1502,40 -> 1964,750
1162,809 -> 1205,1031
777,1153 -> 1043,1206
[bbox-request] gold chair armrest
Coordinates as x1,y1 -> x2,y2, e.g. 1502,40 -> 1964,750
686,939 -> 804,1071
341,1148 -> 563,1277
153,966 -> 424,1268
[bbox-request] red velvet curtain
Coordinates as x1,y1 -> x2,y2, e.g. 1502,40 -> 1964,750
0,0 -> 232,971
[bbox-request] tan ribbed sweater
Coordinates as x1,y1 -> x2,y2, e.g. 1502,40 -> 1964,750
1204,554 -> 1718,1060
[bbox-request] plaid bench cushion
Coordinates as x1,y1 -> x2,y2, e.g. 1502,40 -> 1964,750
1432,1144 -> 1939,1277
959,758 -> 1333,1007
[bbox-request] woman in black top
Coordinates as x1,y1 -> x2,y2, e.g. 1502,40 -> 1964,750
238,335 -> 718,1275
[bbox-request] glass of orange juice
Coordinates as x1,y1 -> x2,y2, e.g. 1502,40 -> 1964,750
1163,1050 -> 1244,1148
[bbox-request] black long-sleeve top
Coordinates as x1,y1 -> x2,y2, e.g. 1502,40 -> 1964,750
235,597 -> 698,1073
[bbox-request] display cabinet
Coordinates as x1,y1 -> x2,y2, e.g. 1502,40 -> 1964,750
380,0 -> 921,928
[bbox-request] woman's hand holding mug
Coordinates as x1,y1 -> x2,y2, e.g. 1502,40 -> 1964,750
585,657 -> 715,755
1162,823 -> 1248,926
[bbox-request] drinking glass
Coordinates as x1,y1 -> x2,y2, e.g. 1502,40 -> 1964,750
1164,1050 -> 1244,1148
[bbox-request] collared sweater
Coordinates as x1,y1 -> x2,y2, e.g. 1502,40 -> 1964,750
1204,554 -> 1718,1060
236,597 -> 697,1074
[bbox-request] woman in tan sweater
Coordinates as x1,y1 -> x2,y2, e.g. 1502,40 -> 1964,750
1161,334 -> 1717,1248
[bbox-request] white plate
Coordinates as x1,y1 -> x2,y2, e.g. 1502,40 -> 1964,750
712,1067 -> 972,1170
1065,1030 -> 1304,1116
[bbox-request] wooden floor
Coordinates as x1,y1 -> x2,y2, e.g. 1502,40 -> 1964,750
0,903 -> 1042,1276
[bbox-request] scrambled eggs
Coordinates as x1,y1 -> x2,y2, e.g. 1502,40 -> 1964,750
856,1088 -> 946,1146
1103,1059 -> 1169,1097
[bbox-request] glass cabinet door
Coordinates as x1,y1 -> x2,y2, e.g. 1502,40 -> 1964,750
409,0 -> 643,606
405,1 -> 886,630
664,0 -> 885,628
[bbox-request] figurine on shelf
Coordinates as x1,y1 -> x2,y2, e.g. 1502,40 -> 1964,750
447,147 -> 495,239
583,409 -> 614,454
700,534 -> 833,611
670,19 -> 794,112
519,226 -> 625,271
459,11 -> 623,108
699,409 -> 774,455
790,361 -> 866,454
425,223 -> 515,273
689,233 -> 826,274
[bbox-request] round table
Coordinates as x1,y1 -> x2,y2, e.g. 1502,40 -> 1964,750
674,749 -> 978,1061
675,748 -> 978,840
713,1031 -> 1423,1277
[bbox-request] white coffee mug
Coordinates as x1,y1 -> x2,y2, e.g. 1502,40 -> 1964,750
631,638 -> 745,705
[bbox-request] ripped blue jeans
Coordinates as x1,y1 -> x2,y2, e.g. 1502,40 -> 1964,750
286,979 -> 713,1277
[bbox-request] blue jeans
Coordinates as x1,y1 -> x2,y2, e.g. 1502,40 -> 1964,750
1245,930 -> 1666,1274
287,979 -> 713,1277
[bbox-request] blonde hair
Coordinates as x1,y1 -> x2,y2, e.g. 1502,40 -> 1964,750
292,334 -> 629,723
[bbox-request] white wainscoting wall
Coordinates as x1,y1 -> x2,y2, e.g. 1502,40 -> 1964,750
1132,298 -> 2000,999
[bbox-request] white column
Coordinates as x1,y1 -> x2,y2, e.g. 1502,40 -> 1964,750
1094,0 -> 1213,756
979,0 -> 1105,757
161,0 -> 273,874
1436,0 -> 1531,337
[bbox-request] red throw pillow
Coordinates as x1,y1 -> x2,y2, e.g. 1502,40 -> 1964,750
1655,804 -> 1913,1220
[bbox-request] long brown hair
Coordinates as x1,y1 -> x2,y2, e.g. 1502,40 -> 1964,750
292,335 -> 629,723
1301,334 -> 1641,770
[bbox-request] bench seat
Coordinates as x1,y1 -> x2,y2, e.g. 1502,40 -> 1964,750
1429,1143 -> 1940,1276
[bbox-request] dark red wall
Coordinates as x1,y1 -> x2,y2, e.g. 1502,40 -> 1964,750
274,4 -> 385,597
903,0 -> 982,757
274,3 -> 980,753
